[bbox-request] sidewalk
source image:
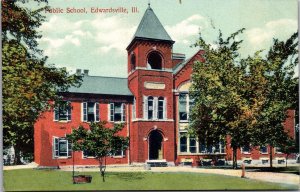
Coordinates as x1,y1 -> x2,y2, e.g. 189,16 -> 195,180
4,163 -> 300,186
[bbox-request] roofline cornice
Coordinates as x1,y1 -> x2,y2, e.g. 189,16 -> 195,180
126,37 -> 175,51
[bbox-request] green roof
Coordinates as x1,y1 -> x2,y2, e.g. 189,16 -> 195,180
130,5 -> 174,45
67,76 -> 133,96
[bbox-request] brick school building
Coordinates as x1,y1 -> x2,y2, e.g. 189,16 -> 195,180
34,5 -> 295,168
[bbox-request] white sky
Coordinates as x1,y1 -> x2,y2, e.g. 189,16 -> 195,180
36,0 -> 298,77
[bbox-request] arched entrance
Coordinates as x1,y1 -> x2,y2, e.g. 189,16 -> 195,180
148,130 -> 163,160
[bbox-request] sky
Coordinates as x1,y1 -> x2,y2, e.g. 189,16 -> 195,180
35,0 -> 298,77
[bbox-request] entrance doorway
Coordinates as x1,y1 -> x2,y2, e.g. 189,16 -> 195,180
148,130 -> 163,160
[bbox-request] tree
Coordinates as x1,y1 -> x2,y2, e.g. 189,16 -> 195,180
189,29 -> 298,169
189,29 -> 262,169
251,32 -> 298,168
277,136 -> 297,167
2,0 -> 82,164
66,121 -> 129,182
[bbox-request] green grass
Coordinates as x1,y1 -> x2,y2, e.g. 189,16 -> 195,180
4,169 -> 298,191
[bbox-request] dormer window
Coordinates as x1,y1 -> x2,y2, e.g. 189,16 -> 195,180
147,51 -> 162,70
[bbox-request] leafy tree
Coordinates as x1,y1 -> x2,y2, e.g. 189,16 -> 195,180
251,32 -> 298,167
189,29 -> 261,169
2,0 -> 82,164
66,122 -> 129,182
189,29 -> 298,169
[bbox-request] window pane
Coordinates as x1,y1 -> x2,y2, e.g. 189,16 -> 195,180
242,146 -> 250,153
260,146 -> 267,153
147,97 -> 154,120
114,113 -> 121,121
115,103 -> 122,113
57,101 -> 71,121
179,94 -> 187,120
180,135 -> 187,152
158,98 -> 164,119
83,102 -> 87,121
189,138 -> 196,153
59,139 -> 68,156
179,112 -> 188,120
87,102 -> 94,113
179,94 -> 187,112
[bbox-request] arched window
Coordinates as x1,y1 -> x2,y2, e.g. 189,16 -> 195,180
147,51 -> 162,70
131,53 -> 136,71
148,96 -> 154,119
158,97 -> 164,119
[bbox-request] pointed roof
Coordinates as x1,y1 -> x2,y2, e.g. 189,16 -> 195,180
127,5 -> 174,49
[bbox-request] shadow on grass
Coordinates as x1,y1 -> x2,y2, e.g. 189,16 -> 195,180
111,172 -> 145,181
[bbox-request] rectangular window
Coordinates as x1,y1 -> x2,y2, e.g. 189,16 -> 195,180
54,101 -> 71,121
189,138 -> 197,153
275,147 -> 282,154
242,146 -> 250,154
110,103 -> 125,122
148,97 -> 154,119
260,146 -> 268,154
83,150 -> 95,158
180,134 -> 187,152
113,149 -> 125,157
158,97 -> 164,120
132,98 -> 136,119
82,102 -> 99,122
53,137 -> 72,158
179,94 -> 188,121
198,140 -> 225,154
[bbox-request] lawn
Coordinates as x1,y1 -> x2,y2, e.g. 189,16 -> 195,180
4,169 -> 298,191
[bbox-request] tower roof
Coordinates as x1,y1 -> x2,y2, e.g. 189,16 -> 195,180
127,5 -> 174,49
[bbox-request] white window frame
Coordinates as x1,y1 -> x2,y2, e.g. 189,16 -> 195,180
157,97 -> 165,120
53,137 -> 72,158
260,146 -> 268,154
82,102 -> 100,122
132,97 -> 136,120
179,132 -> 225,154
189,137 -> 197,154
112,149 -> 125,158
179,133 -> 188,153
109,102 -> 126,122
54,101 -> 72,122
241,145 -> 251,154
144,96 -> 166,120
179,93 -> 194,122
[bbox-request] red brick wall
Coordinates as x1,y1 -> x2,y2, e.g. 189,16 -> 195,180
34,96 -> 131,167
127,40 -> 176,163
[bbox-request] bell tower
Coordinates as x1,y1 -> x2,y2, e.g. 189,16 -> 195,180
127,4 -> 176,164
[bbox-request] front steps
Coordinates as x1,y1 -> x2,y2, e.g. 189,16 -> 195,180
146,159 -> 168,167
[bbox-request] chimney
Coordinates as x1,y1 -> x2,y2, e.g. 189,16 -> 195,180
76,69 -> 82,75
83,69 -> 89,76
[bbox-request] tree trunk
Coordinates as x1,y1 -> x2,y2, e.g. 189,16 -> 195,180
269,146 -> 273,168
13,146 -> 22,165
98,158 -> 106,182
232,147 -> 237,169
